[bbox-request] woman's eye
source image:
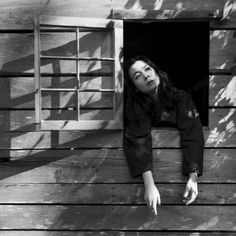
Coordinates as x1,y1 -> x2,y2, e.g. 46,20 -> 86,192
145,67 -> 151,71
134,74 -> 141,80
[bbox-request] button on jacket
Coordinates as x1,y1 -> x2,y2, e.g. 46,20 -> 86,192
124,88 -> 204,177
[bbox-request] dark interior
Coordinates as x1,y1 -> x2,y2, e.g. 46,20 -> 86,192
124,20 -> 209,126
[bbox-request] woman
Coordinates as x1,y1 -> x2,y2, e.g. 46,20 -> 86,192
123,56 -> 204,215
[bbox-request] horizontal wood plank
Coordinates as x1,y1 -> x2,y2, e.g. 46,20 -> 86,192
0,205 -> 235,230
0,124 -> 236,147
111,0 -> 227,11
210,30 -> 236,71
209,75 -> 236,107
0,183 -> 235,204
0,108 -> 235,131
0,130 -> 123,149
0,149 -> 235,183
112,9 -> 223,20
0,232 -> 234,236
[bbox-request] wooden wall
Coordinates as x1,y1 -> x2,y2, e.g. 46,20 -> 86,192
0,0 -> 236,235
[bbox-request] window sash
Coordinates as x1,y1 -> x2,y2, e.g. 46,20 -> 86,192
34,15 -> 123,130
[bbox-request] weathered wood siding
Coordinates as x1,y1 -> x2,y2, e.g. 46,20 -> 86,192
0,0 -> 235,235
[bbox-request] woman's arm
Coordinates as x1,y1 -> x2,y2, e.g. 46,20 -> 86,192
142,170 -> 161,215
123,132 -> 153,177
175,90 -> 204,176
175,90 -> 204,204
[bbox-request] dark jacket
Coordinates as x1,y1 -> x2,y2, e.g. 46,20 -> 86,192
123,88 -> 204,177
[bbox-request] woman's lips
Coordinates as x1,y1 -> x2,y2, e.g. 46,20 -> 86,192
147,80 -> 154,86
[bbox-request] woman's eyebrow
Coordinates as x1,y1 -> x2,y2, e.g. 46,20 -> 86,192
132,65 -> 148,77
132,71 -> 140,77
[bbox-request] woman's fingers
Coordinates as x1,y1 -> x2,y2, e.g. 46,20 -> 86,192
183,185 -> 190,198
151,198 -> 157,215
185,190 -> 197,205
157,192 -> 161,206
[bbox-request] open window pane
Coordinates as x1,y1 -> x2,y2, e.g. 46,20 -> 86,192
43,109 -> 77,121
41,76 -> 77,89
80,92 -> 113,109
41,91 -> 77,109
40,59 -> 76,74
80,109 -> 113,120
80,76 -> 114,90
34,16 -> 123,130
79,30 -> 113,58
40,31 -> 77,57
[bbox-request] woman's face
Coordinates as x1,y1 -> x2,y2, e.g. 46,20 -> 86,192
128,60 -> 160,94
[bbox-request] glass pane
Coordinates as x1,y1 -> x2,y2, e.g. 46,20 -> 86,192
80,76 -> 114,90
41,76 -> 77,89
80,92 -> 113,108
43,109 -> 77,121
79,60 -> 113,75
40,31 -> 77,57
40,59 -> 76,74
41,91 -> 77,109
79,30 -> 113,58
80,109 -> 113,120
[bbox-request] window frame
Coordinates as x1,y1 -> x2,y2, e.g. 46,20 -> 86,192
34,15 -> 123,130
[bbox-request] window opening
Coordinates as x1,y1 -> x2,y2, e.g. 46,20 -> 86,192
124,20 -> 209,126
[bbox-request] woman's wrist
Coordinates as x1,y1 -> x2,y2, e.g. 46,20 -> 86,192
189,172 -> 198,181
142,170 -> 155,188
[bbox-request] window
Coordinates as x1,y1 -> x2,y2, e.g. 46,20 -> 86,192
34,15 -> 123,130
124,20 -> 209,126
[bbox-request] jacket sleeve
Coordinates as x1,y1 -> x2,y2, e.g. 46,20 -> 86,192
123,111 -> 153,177
176,91 -> 204,176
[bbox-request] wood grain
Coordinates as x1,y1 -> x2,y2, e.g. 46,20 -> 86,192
209,75 -> 236,107
0,205 -> 235,230
0,108 -> 234,131
210,30 -> 236,71
0,124 -> 236,147
0,0 -> 112,29
0,232 -> 234,236
0,149 -> 235,183
112,9 -> 223,20
0,183 -> 235,204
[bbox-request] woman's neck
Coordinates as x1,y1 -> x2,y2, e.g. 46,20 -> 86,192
147,86 -> 159,101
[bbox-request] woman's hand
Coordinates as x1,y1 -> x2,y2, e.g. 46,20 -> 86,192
142,171 -> 161,215
144,183 -> 161,215
183,172 -> 198,205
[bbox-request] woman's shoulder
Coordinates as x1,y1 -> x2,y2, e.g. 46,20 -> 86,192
170,87 -> 189,101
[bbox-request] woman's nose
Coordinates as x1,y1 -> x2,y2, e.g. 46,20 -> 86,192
143,72 -> 149,80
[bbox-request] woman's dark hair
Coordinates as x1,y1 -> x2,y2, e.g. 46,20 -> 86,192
124,55 -> 176,130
